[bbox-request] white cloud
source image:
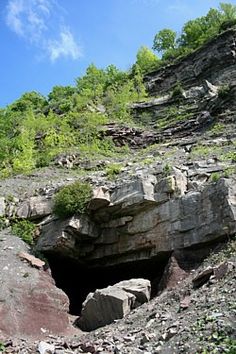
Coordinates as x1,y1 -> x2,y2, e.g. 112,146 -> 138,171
5,0 -> 82,62
48,28 -> 82,62
167,1 -> 192,15
6,0 -> 25,36
132,0 -> 160,6
6,0 -> 50,41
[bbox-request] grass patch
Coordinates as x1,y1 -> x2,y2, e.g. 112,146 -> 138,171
105,163 -> 123,179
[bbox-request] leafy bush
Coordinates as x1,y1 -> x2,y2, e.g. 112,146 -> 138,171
210,172 -> 221,182
0,342 -> 5,353
218,84 -> 230,98
11,220 -> 36,245
210,122 -> 225,135
171,82 -> 184,98
163,163 -> 172,176
105,163 -> 122,179
53,181 -> 92,218
219,18 -> 236,32
0,217 -> 8,231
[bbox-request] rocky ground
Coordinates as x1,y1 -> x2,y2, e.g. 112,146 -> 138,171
1,237 -> 235,354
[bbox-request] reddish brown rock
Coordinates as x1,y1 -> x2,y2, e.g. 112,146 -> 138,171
0,231 -> 73,339
158,253 -> 189,292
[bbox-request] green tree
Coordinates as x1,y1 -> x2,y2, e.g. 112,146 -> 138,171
76,64 -> 106,101
179,8 -> 222,49
12,110 -> 37,173
104,64 -> 128,90
8,91 -> 47,113
48,85 -> 76,114
136,46 -> 160,73
220,2 -> 236,20
153,29 -> 177,53
130,64 -> 147,99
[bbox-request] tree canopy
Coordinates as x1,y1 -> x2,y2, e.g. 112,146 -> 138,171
153,2 -> 236,60
136,46 -> 160,73
153,29 -> 177,53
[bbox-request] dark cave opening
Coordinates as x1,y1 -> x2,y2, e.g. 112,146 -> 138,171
46,253 -> 171,315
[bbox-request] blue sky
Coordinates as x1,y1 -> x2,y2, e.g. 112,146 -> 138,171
0,0 -> 235,107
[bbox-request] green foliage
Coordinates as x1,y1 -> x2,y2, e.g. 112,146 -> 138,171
163,163 -> 172,176
11,220 -> 37,245
171,82 -> 184,98
223,166 -> 236,177
179,8 -> 222,50
48,85 -> 76,114
0,342 -> 5,353
76,63 -> 106,101
153,3 -> 236,62
218,84 -> 231,98
136,46 -> 160,73
155,105 -> 192,129
0,217 -> 8,231
8,91 -> 47,113
2,3 -> 235,178
105,163 -> 122,179
224,151 -> 236,163
220,2 -> 236,20
130,64 -> 147,99
210,122 -> 225,135
219,18 -> 236,31
210,172 -> 221,182
153,28 -> 177,52
53,181 -> 92,218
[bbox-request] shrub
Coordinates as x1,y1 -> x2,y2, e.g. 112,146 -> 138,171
218,85 -> 230,98
105,163 -> 122,179
53,181 -> 92,218
11,220 -> 36,245
0,342 -> 5,353
0,217 -> 8,231
210,172 -> 221,182
210,123 -> 225,135
163,163 -> 172,176
219,18 -> 236,32
171,82 -> 184,98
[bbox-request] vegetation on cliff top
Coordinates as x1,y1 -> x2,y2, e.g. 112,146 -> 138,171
153,2 -> 236,62
0,2 -> 235,178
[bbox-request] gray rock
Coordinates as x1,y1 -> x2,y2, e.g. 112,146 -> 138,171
77,278 -> 151,331
115,278 -> 151,304
145,29 -> 236,95
89,186 -> 110,210
17,196 -> 52,220
111,175 -> 157,209
0,197 -> 5,217
78,287 -> 135,331
36,177 -> 236,267
38,342 -> 55,354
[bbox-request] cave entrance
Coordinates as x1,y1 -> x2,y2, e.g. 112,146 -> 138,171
46,253 -> 170,315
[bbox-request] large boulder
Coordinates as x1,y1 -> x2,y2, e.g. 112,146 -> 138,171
0,230 -> 72,339
36,177 -> 236,267
77,278 -> 151,331
16,196 -> 52,220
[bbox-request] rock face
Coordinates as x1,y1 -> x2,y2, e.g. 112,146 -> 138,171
0,231 -> 72,339
145,28 -> 236,95
0,28 -> 236,341
77,279 -> 151,331
36,177 -> 236,267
